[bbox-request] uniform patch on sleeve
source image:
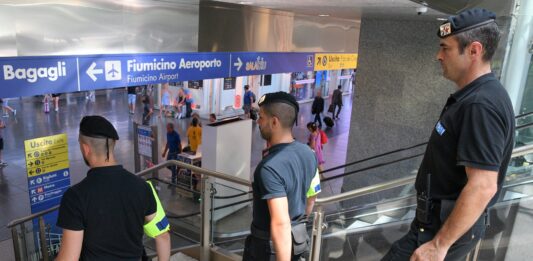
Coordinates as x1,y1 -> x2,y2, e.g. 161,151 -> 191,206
435,121 -> 446,136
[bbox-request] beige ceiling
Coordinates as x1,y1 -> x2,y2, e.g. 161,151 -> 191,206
209,0 -> 448,20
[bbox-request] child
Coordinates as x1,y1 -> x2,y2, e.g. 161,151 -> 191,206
43,94 -> 51,113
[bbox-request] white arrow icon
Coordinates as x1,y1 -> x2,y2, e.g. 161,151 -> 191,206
87,62 -> 103,82
234,57 -> 243,71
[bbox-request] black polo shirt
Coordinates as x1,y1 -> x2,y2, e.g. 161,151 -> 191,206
415,73 -> 515,207
251,141 -> 317,232
57,165 -> 156,261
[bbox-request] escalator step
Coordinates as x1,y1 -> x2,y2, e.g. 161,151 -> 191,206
503,191 -> 528,201
373,215 -> 397,225
401,209 -> 416,221
347,220 -> 372,229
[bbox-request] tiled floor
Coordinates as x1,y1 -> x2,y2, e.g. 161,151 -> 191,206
0,90 -> 354,254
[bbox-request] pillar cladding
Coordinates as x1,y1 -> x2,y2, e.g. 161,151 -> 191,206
342,18 -> 455,205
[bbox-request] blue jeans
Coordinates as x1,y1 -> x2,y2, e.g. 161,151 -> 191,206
167,153 -> 179,183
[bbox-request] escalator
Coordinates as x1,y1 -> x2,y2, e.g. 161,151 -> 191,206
143,112 -> 533,259
8,113 -> 533,260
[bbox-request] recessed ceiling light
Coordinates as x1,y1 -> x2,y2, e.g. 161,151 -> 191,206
436,18 -> 447,21
318,14 -> 330,17
238,1 -> 253,4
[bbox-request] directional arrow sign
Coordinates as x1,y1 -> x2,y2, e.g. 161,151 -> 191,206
233,57 -> 243,71
86,62 -> 103,82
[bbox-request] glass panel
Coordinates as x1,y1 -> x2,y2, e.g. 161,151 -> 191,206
516,123 -> 533,149
209,180 -> 252,257
321,151 -> 423,215
518,55 -> 533,116
516,55 -> 533,148
317,149 -> 533,260
147,173 -> 201,252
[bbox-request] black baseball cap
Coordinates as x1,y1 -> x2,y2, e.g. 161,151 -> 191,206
79,115 -> 119,140
438,8 -> 497,38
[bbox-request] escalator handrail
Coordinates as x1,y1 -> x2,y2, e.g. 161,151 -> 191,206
320,113 -> 532,176
321,153 -> 424,182
8,159 -> 250,228
320,142 -> 427,174
515,111 -> 533,119
315,144 -> 533,207
146,177 -> 252,199
513,143 -> 533,158
517,122 -> 533,131
316,175 -> 417,206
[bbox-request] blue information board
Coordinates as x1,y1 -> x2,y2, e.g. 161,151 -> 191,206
24,133 -> 71,257
77,52 -> 230,91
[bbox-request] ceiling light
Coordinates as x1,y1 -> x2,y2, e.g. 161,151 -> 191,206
318,14 -> 330,17
436,18 -> 448,21
238,1 -> 252,4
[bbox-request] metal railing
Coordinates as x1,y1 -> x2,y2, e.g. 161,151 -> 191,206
8,143 -> 533,261
308,144 -> 533,261
8,160 -> 251,261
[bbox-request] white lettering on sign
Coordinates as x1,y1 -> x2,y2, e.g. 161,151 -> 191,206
3,62 -> 66,83
179,58 -> 222,71
245,56 -> 267,71
127,74 -> 158,83
127,59 -> 177,72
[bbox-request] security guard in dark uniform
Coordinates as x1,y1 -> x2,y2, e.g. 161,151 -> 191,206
56,116 -> 171,261
383,9 -> 515,261
243,92 -> 319,261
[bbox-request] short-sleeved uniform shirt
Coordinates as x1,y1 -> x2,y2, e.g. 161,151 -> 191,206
415,73 -> 515,207
166,130 -> 181,154
187,126 -> 202,151
252,141 -> 318,232
57,165 -> 156,261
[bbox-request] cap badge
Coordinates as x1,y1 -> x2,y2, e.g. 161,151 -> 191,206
258,95 -> 266,104
440,22 -> 452,37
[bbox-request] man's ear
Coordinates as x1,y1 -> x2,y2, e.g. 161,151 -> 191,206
271,115 -> 280,129
80,142 -> 91,157
469,41 -> 484,60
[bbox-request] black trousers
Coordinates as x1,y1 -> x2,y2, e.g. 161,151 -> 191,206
382,210 -> 486,261
243,235 -> 304,261
331,104 -> 341,118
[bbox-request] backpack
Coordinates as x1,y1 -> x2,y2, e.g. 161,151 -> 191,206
319,129 -> 328,145
252,92 -> 256,103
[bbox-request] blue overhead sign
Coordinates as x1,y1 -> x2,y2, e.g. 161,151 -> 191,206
230,52 -> 314,77
0,51 -> 325,98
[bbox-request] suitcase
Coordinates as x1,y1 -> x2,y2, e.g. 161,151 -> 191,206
250,108 -> 258,120
324,116 -> 334,128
